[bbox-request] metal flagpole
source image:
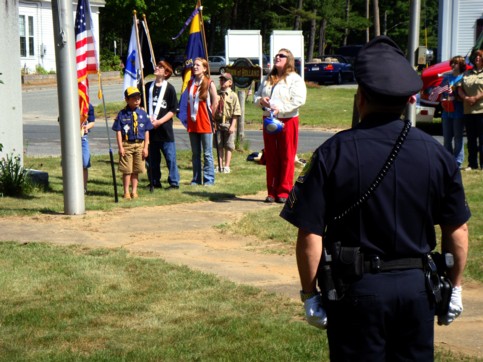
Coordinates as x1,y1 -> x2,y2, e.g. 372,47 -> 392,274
99,75 -> 119,202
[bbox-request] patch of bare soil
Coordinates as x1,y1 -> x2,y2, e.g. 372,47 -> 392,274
0,194 -> 481,359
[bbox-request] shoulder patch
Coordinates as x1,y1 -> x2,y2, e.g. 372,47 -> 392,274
296,154 -> 315,184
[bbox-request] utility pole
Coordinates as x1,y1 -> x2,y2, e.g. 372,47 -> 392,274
52,0 -> 85,215
406,0 -> 421,127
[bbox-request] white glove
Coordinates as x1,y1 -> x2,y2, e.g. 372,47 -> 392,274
304,294 -> 328,329
438,286 -> 463,326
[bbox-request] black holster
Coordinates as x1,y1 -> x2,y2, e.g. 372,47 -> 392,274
317,242 -> 364,301
424,252 -> 454,317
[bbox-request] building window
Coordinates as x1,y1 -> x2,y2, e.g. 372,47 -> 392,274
19,15 -> 35,57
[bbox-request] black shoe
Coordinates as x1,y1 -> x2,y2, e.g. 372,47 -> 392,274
265,196 -> 275,203
167,185 -> 179,190
276,197 -> 287,204
147,183 -> 162,189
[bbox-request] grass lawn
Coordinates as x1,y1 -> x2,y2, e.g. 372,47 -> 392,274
0,85 -> 480,360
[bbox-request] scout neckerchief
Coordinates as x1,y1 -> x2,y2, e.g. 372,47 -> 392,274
125,111 -> 138,141
189,76 -> 203,122
148,80 -> 167,119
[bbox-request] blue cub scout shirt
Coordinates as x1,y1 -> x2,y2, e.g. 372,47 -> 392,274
112,107 -> 153,141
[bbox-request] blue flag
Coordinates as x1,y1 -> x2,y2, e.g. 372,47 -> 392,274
177,6 -> 206,127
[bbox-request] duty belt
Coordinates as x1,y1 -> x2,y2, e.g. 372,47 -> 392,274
364,256 -> 424,273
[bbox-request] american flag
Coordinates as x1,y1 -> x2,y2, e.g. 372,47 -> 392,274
75,0 -> 98,121
428,83 -> 451,102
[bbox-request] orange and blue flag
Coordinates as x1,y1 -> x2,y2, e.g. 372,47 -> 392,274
174,4 -> 206,127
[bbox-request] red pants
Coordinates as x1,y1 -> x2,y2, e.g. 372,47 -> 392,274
262,116 -> 299,198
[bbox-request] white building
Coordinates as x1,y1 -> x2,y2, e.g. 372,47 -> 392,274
18,0 -> 105,73
438,0 -> 483,62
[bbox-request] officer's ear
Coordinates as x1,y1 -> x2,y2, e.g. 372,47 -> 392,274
356,87 -> 366,116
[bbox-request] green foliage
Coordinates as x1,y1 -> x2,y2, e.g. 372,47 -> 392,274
100,48 -> 122,72
99,0 -> 439,63
35,64 -> 50,75
0,153 -> 32,197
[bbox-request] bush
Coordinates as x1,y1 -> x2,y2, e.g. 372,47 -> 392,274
100,49 -> 122,72
0,152 -> 32,197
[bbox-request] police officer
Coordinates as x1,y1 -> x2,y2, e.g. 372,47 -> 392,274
280,36 -> 470,361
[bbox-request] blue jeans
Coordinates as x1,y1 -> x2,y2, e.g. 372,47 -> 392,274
189,132 -> 215,185
81,136 -> 91,168
148,141 -> 180,187
442,114 -> 464,167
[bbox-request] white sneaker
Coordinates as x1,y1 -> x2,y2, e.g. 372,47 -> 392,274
223,166 -> 231,173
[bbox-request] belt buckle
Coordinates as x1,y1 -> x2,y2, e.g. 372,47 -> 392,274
370,255 -> 381,273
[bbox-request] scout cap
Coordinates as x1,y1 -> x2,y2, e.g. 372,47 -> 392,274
220,73 -> 233,81
355,36 -> 422,101
124,86 -> 141,98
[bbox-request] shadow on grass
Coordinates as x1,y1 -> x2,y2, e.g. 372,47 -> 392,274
183,191 -> 236,202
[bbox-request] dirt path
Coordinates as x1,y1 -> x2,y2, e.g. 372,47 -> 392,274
1,193 -> 481,358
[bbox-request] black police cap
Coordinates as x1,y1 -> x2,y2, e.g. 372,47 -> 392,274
355,36 -> 422,100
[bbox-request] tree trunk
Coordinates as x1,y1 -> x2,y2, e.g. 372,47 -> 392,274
307,9 -> 316,61
319,18 -> 327,57
294,0 -> 304,30
366,0 -> 370,42
343,0 -> 350,46
373,0 -> 380,36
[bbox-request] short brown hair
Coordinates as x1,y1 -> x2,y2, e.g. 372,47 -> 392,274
449,56 -> 466,73
157,60 -> 173,80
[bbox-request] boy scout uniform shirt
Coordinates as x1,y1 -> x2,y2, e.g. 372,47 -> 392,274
112,107 -> 153,141
216,88 -> 241,124
280,117 -> 471,257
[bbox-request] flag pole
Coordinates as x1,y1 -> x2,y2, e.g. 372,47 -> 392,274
99,75 -> 119,202
197,2 -> 210,75
133,11 -> 146,107
197,1 -> 221,172
141,13 -> 156,193
133,10 -> 154,192
142,14 -> 156,69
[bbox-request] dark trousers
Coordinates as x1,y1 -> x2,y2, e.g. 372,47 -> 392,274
326,269 -> 434,362
464,113 -> 483,169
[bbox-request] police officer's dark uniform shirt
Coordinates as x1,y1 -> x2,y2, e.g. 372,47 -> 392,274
142,81 -> 179,143
112,107 -> 153,141
280,116 -> 471,257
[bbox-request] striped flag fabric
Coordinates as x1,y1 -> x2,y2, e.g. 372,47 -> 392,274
123,22 -> 142,93
428,83 -> 451,102
176,3 -> 206,127
75,0 -> 98,121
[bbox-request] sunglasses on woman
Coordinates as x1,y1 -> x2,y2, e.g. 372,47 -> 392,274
275,54 -> 288,59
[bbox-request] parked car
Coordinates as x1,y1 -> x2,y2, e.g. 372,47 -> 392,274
304,55 -> 354,85
208,55 -> 226,74
248,55 -> 271,74
159,53 -> 185,76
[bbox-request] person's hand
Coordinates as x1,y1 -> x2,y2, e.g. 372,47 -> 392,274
438,286 -> 463,326
304,294 -> 327,329
228,126 -> 235,134
119,147 -> 125,157
260,97 -> 271,108
142,148 -> 149,160
465,96 -> 477,106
